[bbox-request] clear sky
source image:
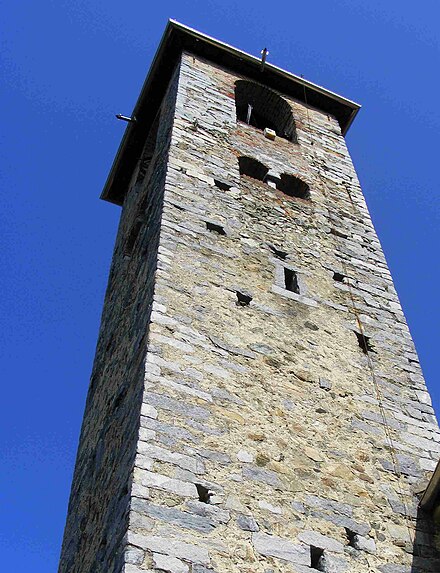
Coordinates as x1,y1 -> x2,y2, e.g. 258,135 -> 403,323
1,1 -> 439,570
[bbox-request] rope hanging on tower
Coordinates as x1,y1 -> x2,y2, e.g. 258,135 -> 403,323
337,183 -> 417,550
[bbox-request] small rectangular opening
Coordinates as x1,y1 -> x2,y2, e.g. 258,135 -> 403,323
214,179 -> 232,191
206,221 -> 226,235
236,290 -> 252,306
354,331 -> 375,354
195,483 -> 211,503
310,546 -> 324,570
333,271 -> 346,283
284,267 -> 300,294
345,528 -> 357,547
124,219 -> 143,257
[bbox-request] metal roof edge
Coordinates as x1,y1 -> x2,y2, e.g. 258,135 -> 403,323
168,20 -> 361,112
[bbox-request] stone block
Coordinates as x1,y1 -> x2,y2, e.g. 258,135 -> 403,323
252,532 -> 309,565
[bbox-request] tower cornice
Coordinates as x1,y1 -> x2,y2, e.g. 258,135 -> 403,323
101,19 -> 361,205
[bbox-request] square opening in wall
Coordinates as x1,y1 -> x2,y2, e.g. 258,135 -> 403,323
236,290 -> 252,306
214,179 -> 232,191
195,484 -> 212,504
206,221 -> 226,235
310,546 -> 325,570
345,528 -> 357,547
354,331 -> 375,354
333,271 -> 346,283
284,267 -> 300,294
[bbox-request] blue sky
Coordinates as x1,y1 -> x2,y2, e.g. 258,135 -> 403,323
1,1 -> 439,570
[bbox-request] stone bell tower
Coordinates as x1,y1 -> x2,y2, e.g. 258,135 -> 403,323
59,20 -> 440,573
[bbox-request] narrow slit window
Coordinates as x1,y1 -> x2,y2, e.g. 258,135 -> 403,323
345,528 -> 357,548
214,179 -> 232,191
354,331 -> 375,354
333,271 -> 346,283
284,268 -> 300,294
310,546 -> 325,570
124,218 -> 143,257
136,110 -> 161,183
195,484 -> 212,504
206,221 -> 226,235
236,291 -> 252,306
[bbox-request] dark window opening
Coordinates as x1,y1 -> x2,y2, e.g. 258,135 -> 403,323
277,174 -> 310,200
310,546 -> 325,570
236,291 -> 253,306
105,337 -> 114,354
206,221 -> 226,235
113,386 -> 127,411
333,271 -> 346,283
269,245 -> 288,260
195,484 -> 212,504
214,179 -> 232,191
136,110 -> 161,183
345,528 -> 357,548
243,105 -> 278,133
284,268 -> 300,294
235,80 -> 298,142
238,156 -> 269,182
354,331 -> 375,354
124,218 -> 143,257
119,484 -> 129,499
89,373 -> 98,395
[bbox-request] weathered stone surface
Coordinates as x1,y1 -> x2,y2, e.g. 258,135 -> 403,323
242,465 -> 282,488
318,553 -> 349,573
138,470 -> 197,498
252,532 -> 309,565
297,530 -> 344,553
137,442 -> 205,474
353,534 -> 376,553
128,533 -> 210,564
131,499 -> 215,532
59,36 -> 440,573
125,545 -> 144,565
236,514 -> 259,531
152,553 -> 189,573
185,500 -> 230,525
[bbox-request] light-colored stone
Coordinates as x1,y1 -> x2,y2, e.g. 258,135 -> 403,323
128,532 -> 210,564
252,532 -> 309,565
152,553 -> 189,573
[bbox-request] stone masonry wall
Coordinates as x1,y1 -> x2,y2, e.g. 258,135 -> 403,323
58,65 -> 180,573
123,53 -> 440,573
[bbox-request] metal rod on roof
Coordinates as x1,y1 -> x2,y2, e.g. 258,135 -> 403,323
260,48 -> 269,71
115,114 -> 137,123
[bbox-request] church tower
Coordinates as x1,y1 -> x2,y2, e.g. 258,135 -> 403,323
59,21 -> 440,573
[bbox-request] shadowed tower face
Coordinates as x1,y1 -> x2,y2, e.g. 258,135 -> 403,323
59,21 -> 440,573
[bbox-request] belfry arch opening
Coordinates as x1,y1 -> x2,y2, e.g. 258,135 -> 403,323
277,173 -> 310,200
238,156 -> 269,182
235,80 -> 298,142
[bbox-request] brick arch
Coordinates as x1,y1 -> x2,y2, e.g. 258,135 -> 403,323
278,173 -> 310,199
238,156 -> 269,181
235,80 -> 298,142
